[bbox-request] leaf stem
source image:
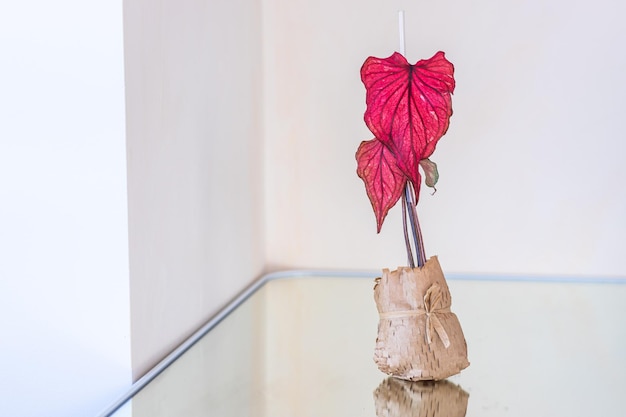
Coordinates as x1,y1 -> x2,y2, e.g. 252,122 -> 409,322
401,191 -> 415,268
404,183 -> 426,267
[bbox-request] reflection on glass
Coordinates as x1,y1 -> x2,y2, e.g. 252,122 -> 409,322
374,377 -> 469,417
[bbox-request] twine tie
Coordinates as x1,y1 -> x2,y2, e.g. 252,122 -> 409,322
378,284 -> 451,348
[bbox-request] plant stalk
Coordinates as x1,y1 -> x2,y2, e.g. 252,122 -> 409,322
401,192 -> 415,268
404,182 -> 426,267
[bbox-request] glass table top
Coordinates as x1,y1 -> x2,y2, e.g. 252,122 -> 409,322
102,271 -> 626,417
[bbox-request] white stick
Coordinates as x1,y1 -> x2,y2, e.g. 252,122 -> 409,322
398,10 -> 406,55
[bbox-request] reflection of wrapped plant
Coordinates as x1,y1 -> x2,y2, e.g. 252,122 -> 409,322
356,52 -> 455,267
374,377 -> 469,417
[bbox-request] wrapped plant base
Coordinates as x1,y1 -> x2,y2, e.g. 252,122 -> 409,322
374,377 -> 469,417
373,256 -> 469,381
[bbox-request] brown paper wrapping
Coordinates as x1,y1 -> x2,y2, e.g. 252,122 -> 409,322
374,377 -> 469,417
373,256 -> 469,381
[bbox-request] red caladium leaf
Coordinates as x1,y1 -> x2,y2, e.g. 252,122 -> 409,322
361,51 -> 455,187
356,138 -> 408,232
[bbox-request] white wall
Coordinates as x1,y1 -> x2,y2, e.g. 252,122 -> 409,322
263,0 -> 626,277
0,1 -> 130,417
124,0 -> 266,380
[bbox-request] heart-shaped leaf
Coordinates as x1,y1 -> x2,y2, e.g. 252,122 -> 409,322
361,51 -> 454,187
356,138 -> 408,232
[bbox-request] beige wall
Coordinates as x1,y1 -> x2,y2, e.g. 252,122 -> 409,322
125,0 -> 626,381
263,0 -> 626,276
124,0 -> 265,379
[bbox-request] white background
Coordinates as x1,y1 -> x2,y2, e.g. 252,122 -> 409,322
0,1 -> 130,416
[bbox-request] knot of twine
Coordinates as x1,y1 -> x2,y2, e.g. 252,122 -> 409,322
379,284 -> 451,348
